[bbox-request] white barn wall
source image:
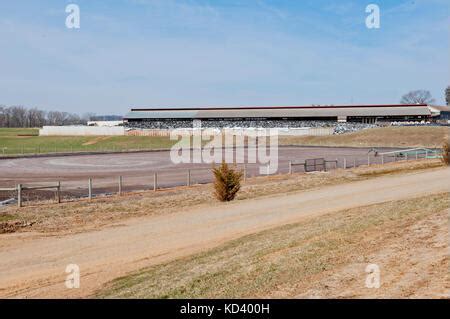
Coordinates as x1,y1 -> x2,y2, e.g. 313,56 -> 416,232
39,126 -> 125,136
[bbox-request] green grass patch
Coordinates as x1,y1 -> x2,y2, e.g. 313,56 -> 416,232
0,128 -> 39,137
0,213 -> 18,222
0,132 -> 178,155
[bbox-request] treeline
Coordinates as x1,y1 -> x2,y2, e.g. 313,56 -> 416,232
0,105 -> 92,128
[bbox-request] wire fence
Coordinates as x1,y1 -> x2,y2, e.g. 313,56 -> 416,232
0,148 -> 442,208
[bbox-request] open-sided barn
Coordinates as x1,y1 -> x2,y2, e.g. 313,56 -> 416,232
124,104 -> 431,129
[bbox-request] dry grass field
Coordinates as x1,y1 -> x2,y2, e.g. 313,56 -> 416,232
98,193 -> 449,298
280,126 -> 449,148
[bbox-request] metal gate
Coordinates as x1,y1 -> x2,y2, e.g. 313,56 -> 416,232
304,158 -> 326,172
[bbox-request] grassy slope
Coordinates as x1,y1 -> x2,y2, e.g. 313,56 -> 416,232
97,193 -> 449,298
280,126 -> 449,148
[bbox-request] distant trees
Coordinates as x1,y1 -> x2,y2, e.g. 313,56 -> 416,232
400,90 -> 436,105
0,105 -> 85,128
446,86 -> 450,106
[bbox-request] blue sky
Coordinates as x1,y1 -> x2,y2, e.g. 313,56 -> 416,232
0,0 -> 448,114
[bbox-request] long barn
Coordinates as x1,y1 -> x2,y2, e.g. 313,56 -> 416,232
124,104 -> 431,129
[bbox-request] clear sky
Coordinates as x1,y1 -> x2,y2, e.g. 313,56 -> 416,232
0,0 -> 448,115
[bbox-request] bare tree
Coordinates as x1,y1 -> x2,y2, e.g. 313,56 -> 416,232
82,112 -> 96,123
46,111 -> 64,126
63,113 -> 82,125
400,90 -> 436,105
446,86 -> 450,106
0,105 -> 7,127
26,108 -> 47,127
8,106 -> 27,127
0,105 -> 86,128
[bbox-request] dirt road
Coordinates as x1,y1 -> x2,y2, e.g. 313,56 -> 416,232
0,168 -> 449,298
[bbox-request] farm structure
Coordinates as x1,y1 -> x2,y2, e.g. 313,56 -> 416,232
124,104 -> 432,129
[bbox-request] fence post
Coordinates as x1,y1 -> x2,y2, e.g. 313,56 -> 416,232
153,172 -> 158,191
88,178 -> 93,200
187,169 -> 191,186
367,154 -> 370,166
118,176 -> 122,196
343,157 -> 347,169
415,151 -> 418,160
289,161 -> 292,174
353,158 -> 357,168
425,150 -> 429,158
243,164 -> 247,182
406,153 -> 409,161
56,181 -> 61,204
381,154 -> 385,165
17,184 -> 22,208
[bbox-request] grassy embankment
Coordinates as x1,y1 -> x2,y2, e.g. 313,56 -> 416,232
279,126 -> 449,148
0,126 -> 448,156
97,192 -> 449,298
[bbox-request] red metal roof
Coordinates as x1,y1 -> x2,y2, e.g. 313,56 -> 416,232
131,104 -> 428,112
